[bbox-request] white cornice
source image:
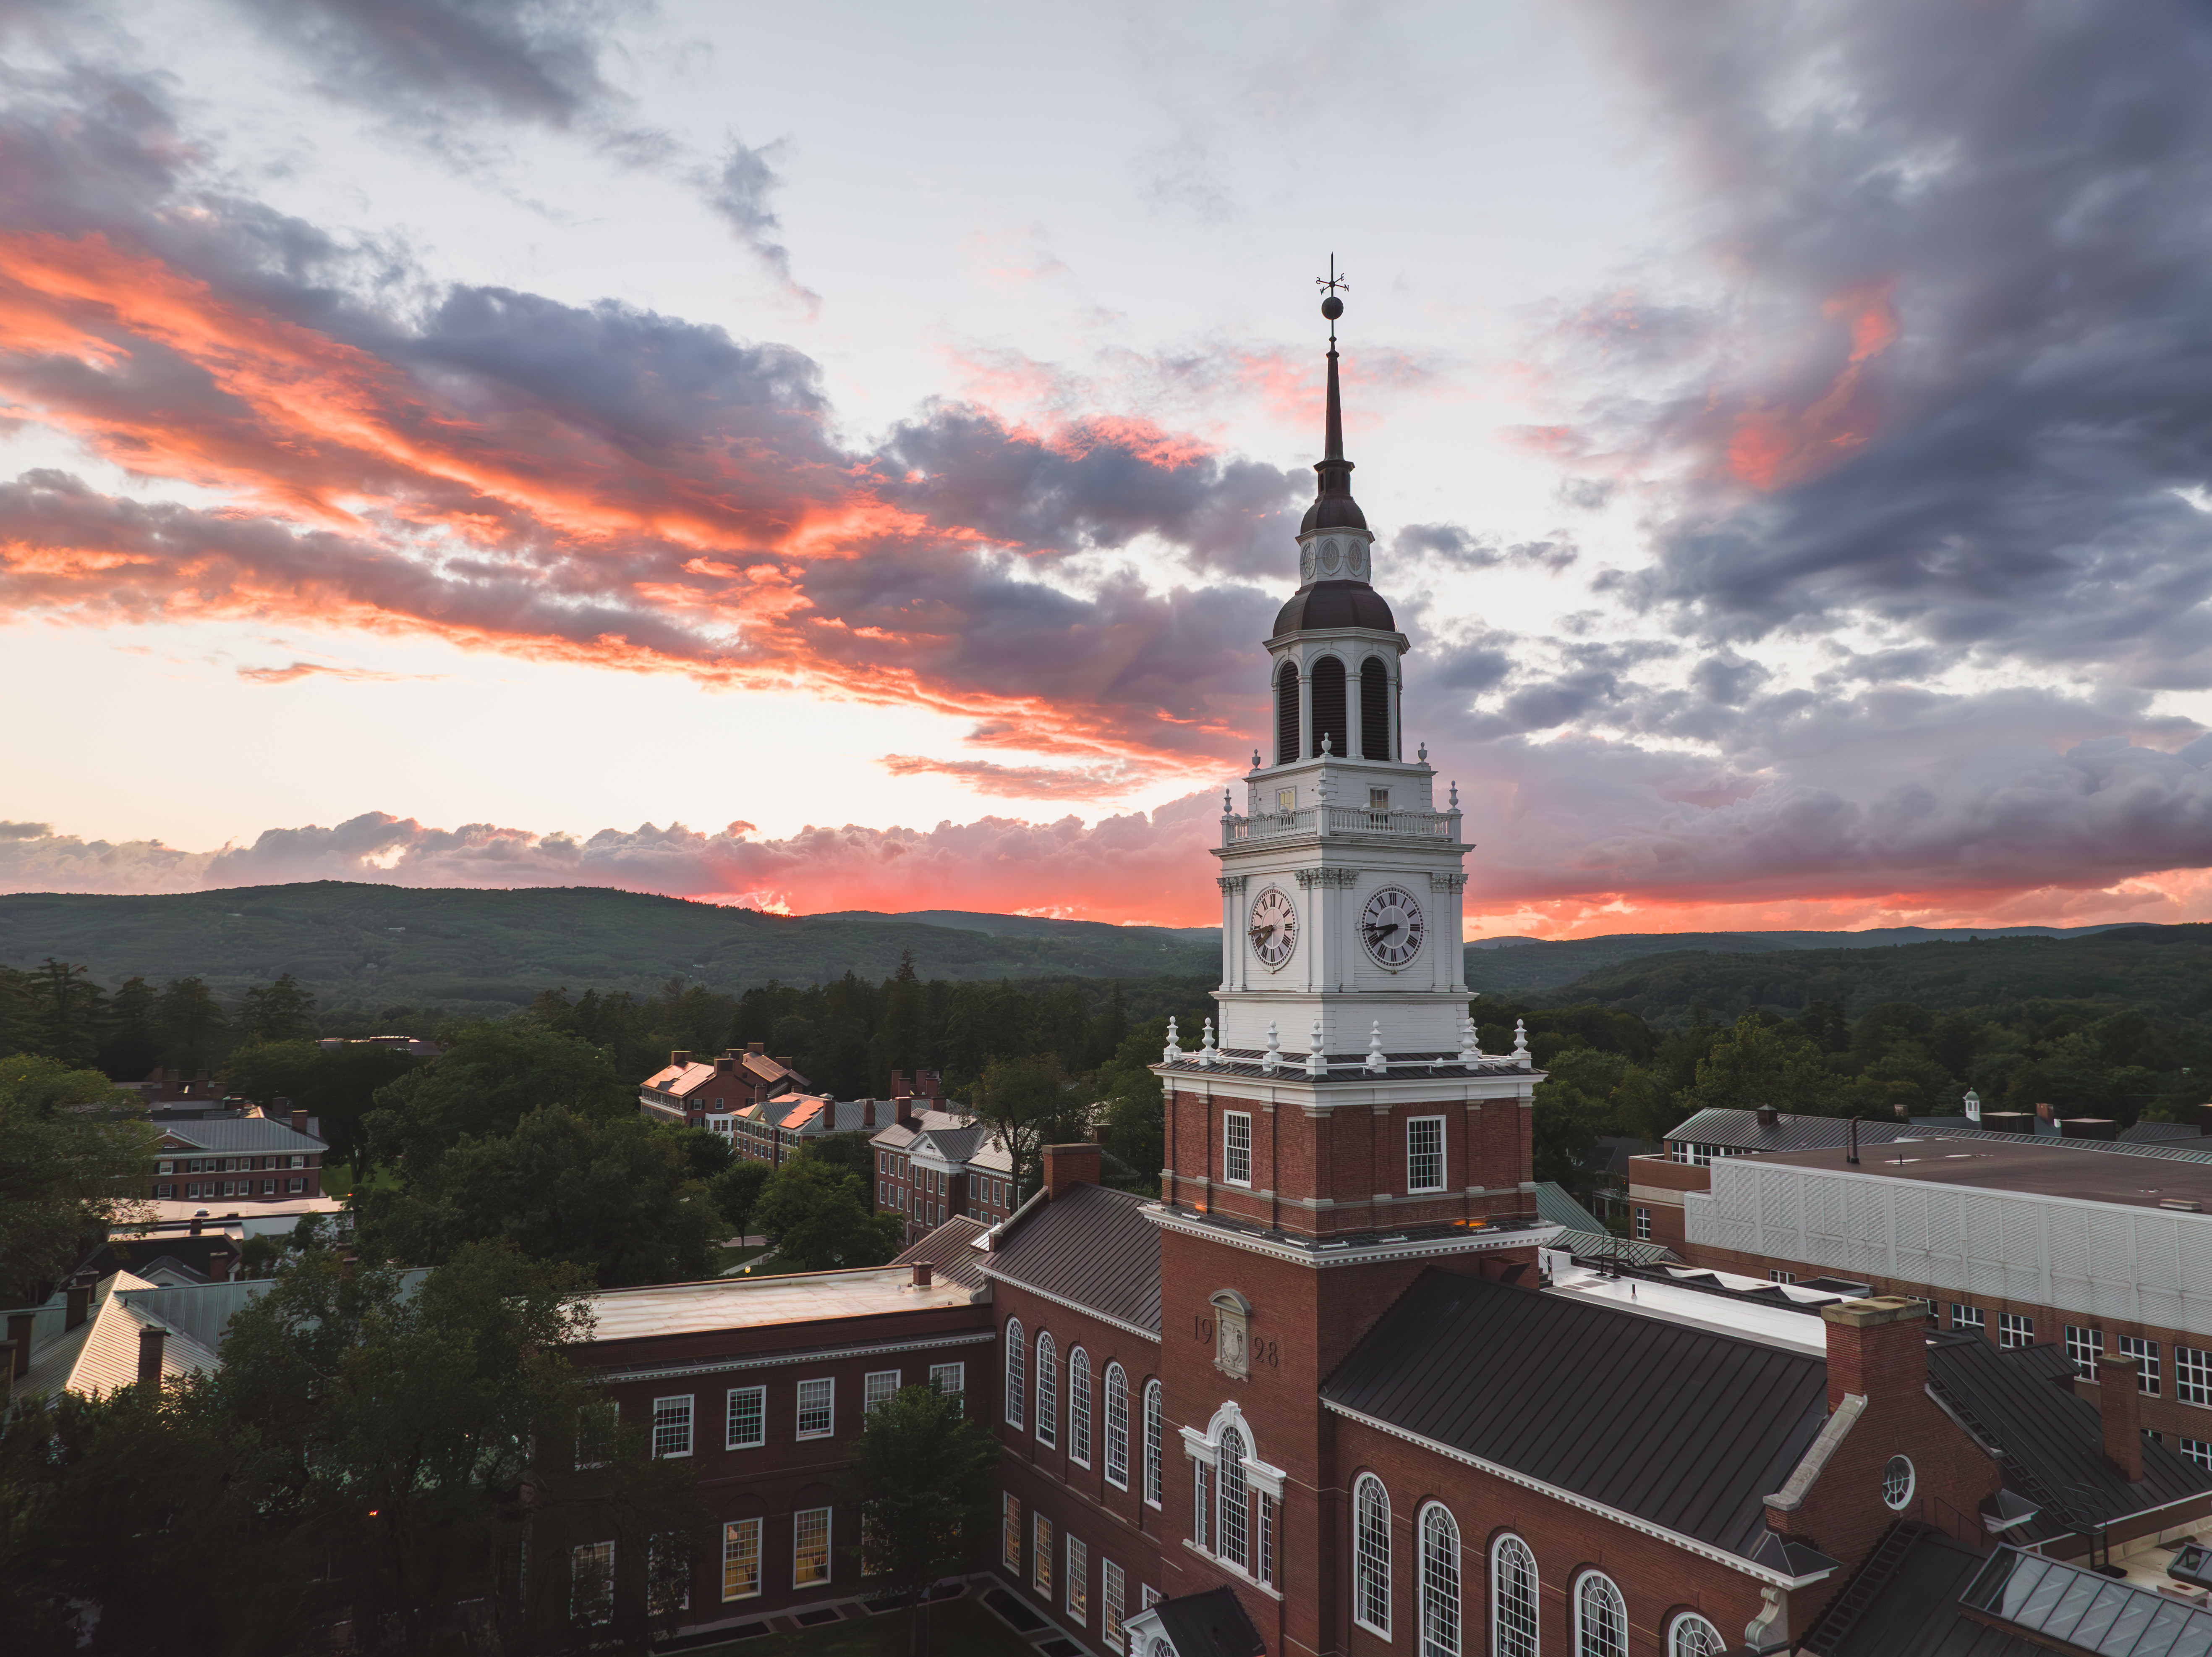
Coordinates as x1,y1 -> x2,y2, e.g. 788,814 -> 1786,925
1149,1070 -> 1537,1106
591,1329 -> 996,1385
1320,1400 -> 1835,1591
1143,1207 -> 1559,1269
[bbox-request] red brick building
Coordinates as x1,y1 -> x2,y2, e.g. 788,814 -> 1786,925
873,1109 -> 1017,1242
150,1110 -> 327,1204
639,1044 -> 813,1132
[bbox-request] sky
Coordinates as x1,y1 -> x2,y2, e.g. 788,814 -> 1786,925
4,0 -> 2212,937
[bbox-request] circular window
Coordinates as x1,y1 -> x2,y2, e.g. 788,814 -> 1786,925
1882,1454 -> 1915,1510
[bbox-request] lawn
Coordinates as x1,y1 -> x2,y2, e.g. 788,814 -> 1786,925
679,1597 -> 1041,1657
319,1161 -> 401,1199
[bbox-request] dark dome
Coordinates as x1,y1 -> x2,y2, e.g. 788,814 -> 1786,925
1272,580 -> 1396,637
1299,492 -> 1368,533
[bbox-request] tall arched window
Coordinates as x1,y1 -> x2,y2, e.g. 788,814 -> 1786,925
1418,1503 -> 1460,1657
1576,1571 -> 1628,1657
1669,1614 -> 1725,1657
1003,1319 -> 1025,1429
1492,1534 -> 1538,1657
1352,1473 -> 1391,1636
1274,661 -> 1299,768
1216,1427 -> 1249,1569
1067,1347 -> 1092,1468
1360,657 -> 1390,760
1034,1332 -> 1058,1447
1103,1364 -> 1130,1489
1142,1380 -> 1163,1507
1310,654 -> 1347,758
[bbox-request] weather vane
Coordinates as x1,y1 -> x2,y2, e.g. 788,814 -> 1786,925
1317,254 -> 1348,340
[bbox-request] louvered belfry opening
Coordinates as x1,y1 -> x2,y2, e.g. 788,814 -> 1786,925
1275,661 -> 1300,766
1310,655 -> 1347,758
1360,656 -> 1389,760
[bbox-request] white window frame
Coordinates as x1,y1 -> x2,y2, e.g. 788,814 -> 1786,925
931,1361 -> 965,1410
1068,1346 -> 1093,1468
1033,1512 -> 1054,1595
1103,1556 -> 1127,1652
1575,1568 -> 1628,1657
1223,1110 -> 1252,1187
793,1505 -> 832,1588
1669,1612 -> 1726,1657
1634,1206 -> 1652,1241
2180,1344 -> 2212,1408
1143,1379 -> 1163,1507
1352,1472 -> 1391,1636
651,1394 -> 694,1458
2066,1325 -> 2105,1379
1406,1114 -> 1446,1194
2180,1437 -> 2212,1471
1419,1500 -> 1461,1657
571,1540 -> 615,1626
2119,1334 -> 2162,1396
796,1377 -> 834,1440
1005,1318 -> 1026,1428
1998,1311 -> 2034,1350
1952,1303 -> 1985,1334
722,1518 -> 762,1601
1035,1331 -> 1058,1448
864,1368 -> 901,1414
726,1385 -> 766,1450
1493,1533 -> 1539,1657
1103,1363 -> 1130,1489
1003,1490 -> 1022,1571
1216,1425 -> 1250,1571
1067,1532 -> 1089,1624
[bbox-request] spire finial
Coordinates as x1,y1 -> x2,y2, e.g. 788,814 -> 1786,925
1304,257 -> 1363,534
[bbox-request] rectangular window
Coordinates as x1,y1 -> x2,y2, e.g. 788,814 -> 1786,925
722,1519 -> 762,1601
2120,1335 -> 2162,1396
571,1541 -> 614,1626
652,1395 -> 694,1458
1952,1303 -> 1986,1335
1768,1269 -> 1796,1284
1192,1458 -> 1212,1555
155,1183 -> 174,1199
2066,1325 -> 2105,1379
726,1386 -> 766,1449
1406,1115 -> 1445,1193
797,1377 -> 834,1440
1277,787 -> 1296,813
931,1362 -> 965,1411
288,1176 -> 305,1194
1103,1558 -> 1127,1653
2181,1438 -> 2212,1472
1369,787 -> 1390,810
157,1160 -> 173,1175
864,1369 -> 901,1414
1631,1206 -> 1651,1240
1033,1513 -> 1053,1595
1998,1312 -> 2034,1350
793,1506 -> 831,1587
1067,1534 -> 1089,1625
1223,1112 -> 1252,1187
1003,1492 -> 1022,1572
2180,1346 -> 2212,1407
1257,1492 -> 1276,1588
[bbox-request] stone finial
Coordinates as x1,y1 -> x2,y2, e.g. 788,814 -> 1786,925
1198,1018 -> 1218,1067
1261,1020 -> 1281,1075
1458,1012 -> 1483,1065
1305,1018 -> 1326,1079
1418,742 -> 1428,762
1252,749 -> 1262,771
1512,1019 -> 1531,1069
1163,1017 -> 1182,1064
1223,787 -> 1234,815
1321,731 -> 1334,757
1449,781 -> 1460,809
1365,1021 -> 1388,1075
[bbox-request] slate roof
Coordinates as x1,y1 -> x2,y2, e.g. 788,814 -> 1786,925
892,1215 -> 993,1292
1666,1106 -> 2212,1166
157,1118 -> 326,1154
1923,1332 -> 2212,1543
1320,1270 -> 1832,1561
983,1183 -> 1162,1338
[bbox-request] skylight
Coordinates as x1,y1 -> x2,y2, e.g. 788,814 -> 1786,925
1960,1547 -> 2212,1657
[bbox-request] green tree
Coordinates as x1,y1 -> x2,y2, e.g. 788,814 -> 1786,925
1681,1013 -> 1842,1118
364,1022 -> 631,1173
220,1038 -> 422,1169
1530,1047 -> 1628,1199
973,1055 -> 1082,1204
354,1109 -> 724,1287
752,1157 -> 902,1271
156,976 -> 229,1074
97,975 -> 163,1081
711,1158 -> 772,1236
844,1383 -> 1002,1657
32,958 -> 104,1068
0,1054 -> 156,1304
1092,1018 -> 1168,1191
237,971 -> 317,1043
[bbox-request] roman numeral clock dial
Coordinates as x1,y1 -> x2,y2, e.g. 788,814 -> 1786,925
1359,885 -> 1426,969
1248,885 -> 1298,969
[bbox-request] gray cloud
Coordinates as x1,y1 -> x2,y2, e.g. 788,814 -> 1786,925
701,133 -> 816,306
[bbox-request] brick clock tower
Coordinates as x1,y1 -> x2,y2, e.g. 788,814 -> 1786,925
1144,275 -> 1553,1657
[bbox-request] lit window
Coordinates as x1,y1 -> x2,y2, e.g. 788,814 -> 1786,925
1002,1492 -> 1022,1571
1103,1364 -> 1130,1488
1576,1571 -> 1628,1657
1103,1557 -> 1127,1652
1493,1534 -> 1538,1657
727,1386 -> 765,1449
1066,1533 -> 1088,1624
652,1395 -> 694,1458
797,1377 -> 834,1439
1420,1502 -> 1461,1657
570,1541 -> 614,1626
1035,1332 -> 1059,1447
1407,1115 -> 1445,1193
1224,1112 -> 1252,1186
1033,1513 -> 1053,1595
864,1369 -> 900,1414
1352,1473 -> 1390,1635
1883,1455 -> 1915,1510
722,1518 -> 762,1600
793,1506 -> 831,1587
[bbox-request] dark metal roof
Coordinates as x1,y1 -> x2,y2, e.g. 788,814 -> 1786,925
1271,579 -> 1395,637
983,1183 -> 1161,1337
1924,1332 -> 2212,1543
891,1215 -> 992,1293
1802,1522 -> 2001,1657
2121,1120 -> 2211,1144
1142,1586 -> 1266,1657
1667,1107 -> 2212,1166
1535,1181 -> 1605,1232
1320,1270 -> 1830,1559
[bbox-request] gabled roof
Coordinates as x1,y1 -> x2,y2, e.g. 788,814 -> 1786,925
870,1107 -> 976,1149
158,1118 -> 327,1154
642,1060 -> 718,1097
892,1215 -> 992,1292
984,1183 -> 1162,1339
1924,1332 -> 2212,1541
1132,1586 -> 1266,1657
1320,1270 -> 1831,1561
19,1272 -> 224,1400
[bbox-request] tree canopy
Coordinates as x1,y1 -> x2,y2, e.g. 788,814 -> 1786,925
0,1054 -> 155,1304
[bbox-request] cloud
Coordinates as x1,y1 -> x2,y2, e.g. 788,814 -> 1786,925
235,660 -> 445,685
700,134 -> 818,309
876,754 -> 1163,801
0,820 -> 52,839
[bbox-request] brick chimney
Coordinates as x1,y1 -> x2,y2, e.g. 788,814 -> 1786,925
1821,1297 -> 1929,1411
189,1211 -> 206,1236
919,1068 -> 943,1099
291,1107 -> 309,1134
670,1050 -> 691,1069
64,1277 -> 93,1332
862,1098 -> 876,1128
716,1055 -> 734,1074
7,1312 -> 33,1377
775,1055 -> 794,1072
1042,1142 -> 1101,1200
1756,1105 -> 1779,1128
137,1324 -> 169,1390
895,1087 -> 917,1130
748,1042 -> 766,1056
207,1247 -> 235,1284
2097,1351 -> 2145,1481
911,1261 -> 933,1289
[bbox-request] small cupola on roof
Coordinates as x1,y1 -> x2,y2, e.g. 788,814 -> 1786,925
1276,261 -> 1395,638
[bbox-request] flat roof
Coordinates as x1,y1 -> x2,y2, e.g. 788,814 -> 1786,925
586,1266 -> 975,1343
1543,1259 -> 1830,1353
1744,1137 -> 2212,1212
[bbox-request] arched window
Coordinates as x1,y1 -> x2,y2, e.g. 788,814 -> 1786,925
1103,1364 -> 1130,1489
1142,1380 -> 1163,1506
1034,1332 -> 1058,1447
1575,1571 -> 1628,1657
1669,1613 -> 1726,1657
1419,1503 -> 1461,1657
1003,1319 -> 1025,1429
1310,654 -> 1347,758
1274,661 -> 1299,768
1352,1473 -> 1391,1636
1360,657 -> 1390,760
1217,1426 -> 1250,1569
1492,1534 -> 1538,1657
1068,1347 -> 1092,1468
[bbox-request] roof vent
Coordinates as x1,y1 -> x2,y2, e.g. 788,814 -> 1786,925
2159,1197 -> 2202,1213
1756,1105 -> 1779,1129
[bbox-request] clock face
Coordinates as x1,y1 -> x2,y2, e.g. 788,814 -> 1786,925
1247,885 -> 1299,969
1360,885 -> 1427,968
